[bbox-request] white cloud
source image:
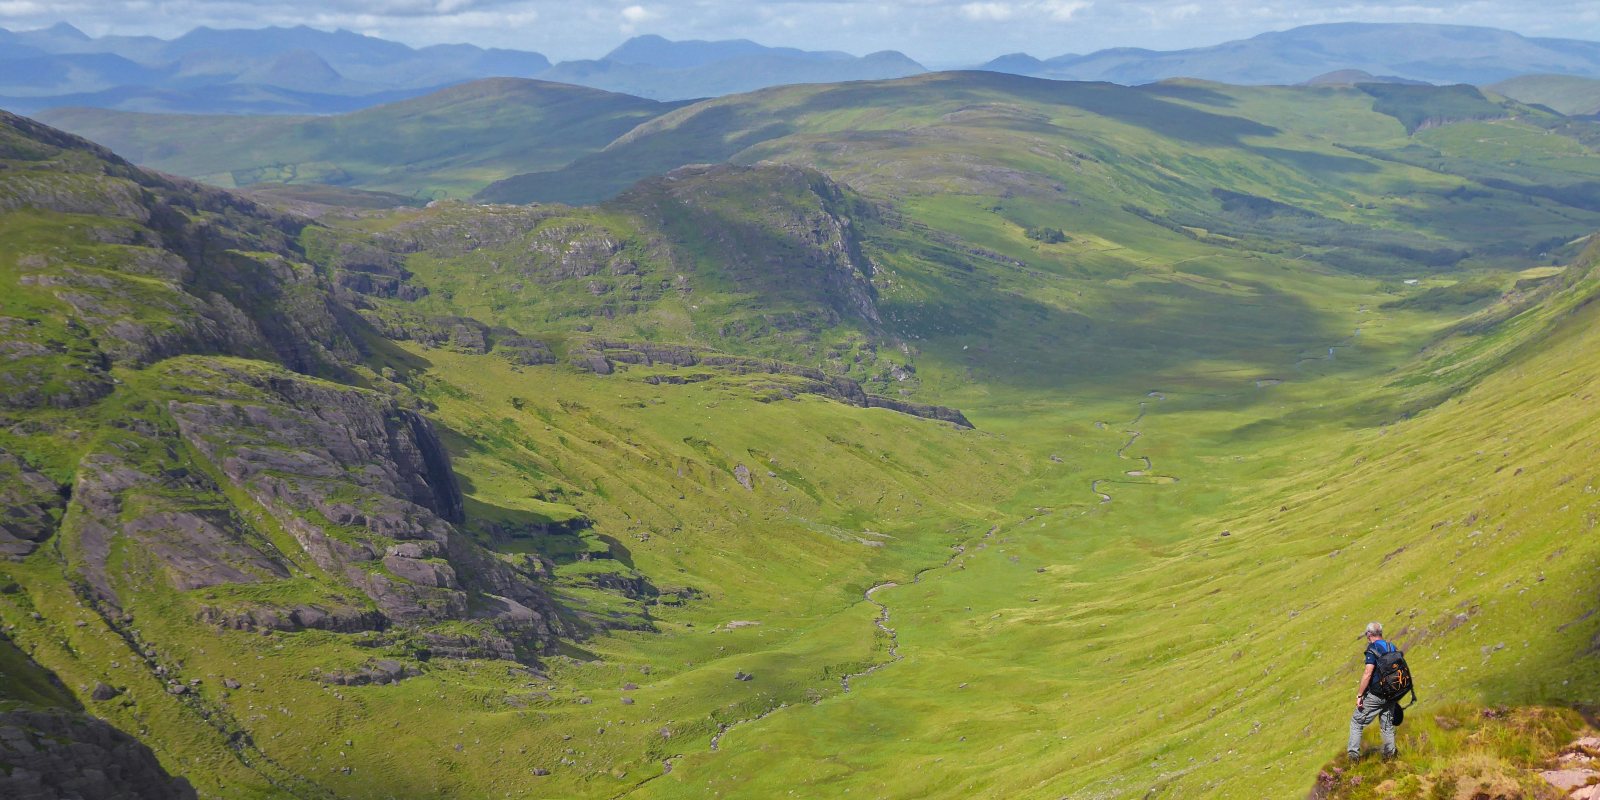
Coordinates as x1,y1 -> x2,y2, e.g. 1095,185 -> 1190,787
0,0 -> 51,15
1040,0 -> 1089,21
962,1 -> 1090,24
961,2 -> 1014,21
620,3 -> 657,33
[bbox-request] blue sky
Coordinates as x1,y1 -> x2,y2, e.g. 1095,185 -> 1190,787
2,1 -> 1595,64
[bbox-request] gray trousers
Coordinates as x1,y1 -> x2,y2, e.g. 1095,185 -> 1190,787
1347,693 -> 1396,757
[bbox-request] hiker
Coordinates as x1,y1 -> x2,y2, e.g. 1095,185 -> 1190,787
1347,621 -> 1397,761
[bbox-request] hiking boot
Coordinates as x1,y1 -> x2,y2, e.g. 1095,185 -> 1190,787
1382,750 -> 1398,761
1345,751 -> 1362,763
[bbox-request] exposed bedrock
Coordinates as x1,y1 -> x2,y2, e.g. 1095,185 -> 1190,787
0,708 -> 198,800
56,359 -> 565,662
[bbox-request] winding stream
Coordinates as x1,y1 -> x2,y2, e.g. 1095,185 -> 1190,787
1088,392 -> 1179,503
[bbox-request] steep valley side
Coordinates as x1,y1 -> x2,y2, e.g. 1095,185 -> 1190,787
3,76 -> 1600,800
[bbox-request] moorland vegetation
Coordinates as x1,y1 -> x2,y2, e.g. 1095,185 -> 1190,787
3,68 -> 1600,799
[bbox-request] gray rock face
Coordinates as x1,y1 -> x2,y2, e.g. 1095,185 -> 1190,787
0,449 -> 67,558
42,353 -> 564,661
495,335 -> 556,366
156,360 -> 563,656
67,451 -> 293,608
358,312 -> 556,367
0,708 -> 197,800
320,659 -> 419,686
196,603 -> 387,634
166,366 -> 465,525
326,240 -> 428,301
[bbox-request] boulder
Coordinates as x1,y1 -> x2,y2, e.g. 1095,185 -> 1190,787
0,707 -> 196,800
319,659 -> 420,687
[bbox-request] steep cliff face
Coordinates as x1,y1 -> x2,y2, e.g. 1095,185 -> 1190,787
47,358 -> 567,659
0,109 -> 363,416
0,111 -> 575,665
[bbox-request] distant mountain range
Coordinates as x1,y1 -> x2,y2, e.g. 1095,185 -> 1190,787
0,23 -> 551,114
977,23 -> 1600,86
542,35 -> 925,100
0,24 -> 925,113
8,21 -> 1600,116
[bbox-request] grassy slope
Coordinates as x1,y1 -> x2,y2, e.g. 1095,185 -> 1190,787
406,76 -> 1600,798
637,244 -> 1600,799
36,78 -> 679,199
4,73 -> 1600,800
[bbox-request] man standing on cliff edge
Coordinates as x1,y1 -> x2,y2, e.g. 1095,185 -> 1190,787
1347,621 -> 1398,761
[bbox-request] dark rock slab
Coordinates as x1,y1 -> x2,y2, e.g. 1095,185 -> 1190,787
0,707 -> 196,800
0,449 -> 67,558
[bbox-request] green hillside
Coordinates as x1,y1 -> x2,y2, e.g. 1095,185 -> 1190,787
37,78 -> 680,199
1491,74 -> 1600,116
3,65 -> 1600,800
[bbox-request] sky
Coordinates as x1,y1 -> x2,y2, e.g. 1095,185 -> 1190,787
2,0 -> 1597,65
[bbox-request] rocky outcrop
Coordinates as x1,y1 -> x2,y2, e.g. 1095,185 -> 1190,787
0,708 -> 197,800
325,240 -> 428,301
358,311 -> 555,365
66,449 -> 293,609
573,340 -> 974,428
196,603 -> 387,634
0,111 -> 366,412
39,353 -> 566,661
0,449 -> 68,558
158,359 -> 566,658
319,659 -> 419,686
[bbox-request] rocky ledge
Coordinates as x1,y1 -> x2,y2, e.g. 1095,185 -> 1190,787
573,339 -> 973,428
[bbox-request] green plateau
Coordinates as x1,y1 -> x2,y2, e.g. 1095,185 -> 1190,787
4,70 -> 1600,799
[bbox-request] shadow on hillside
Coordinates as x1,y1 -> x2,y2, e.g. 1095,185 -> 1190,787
1137,82 -> 1240,108
1472,575 -> 1600,708
481,105 -> 796,205
1249,146 -> 1381,176
880,230 -> 1360,398
794,73 -> 1281,148
487,72 -> 1290,206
